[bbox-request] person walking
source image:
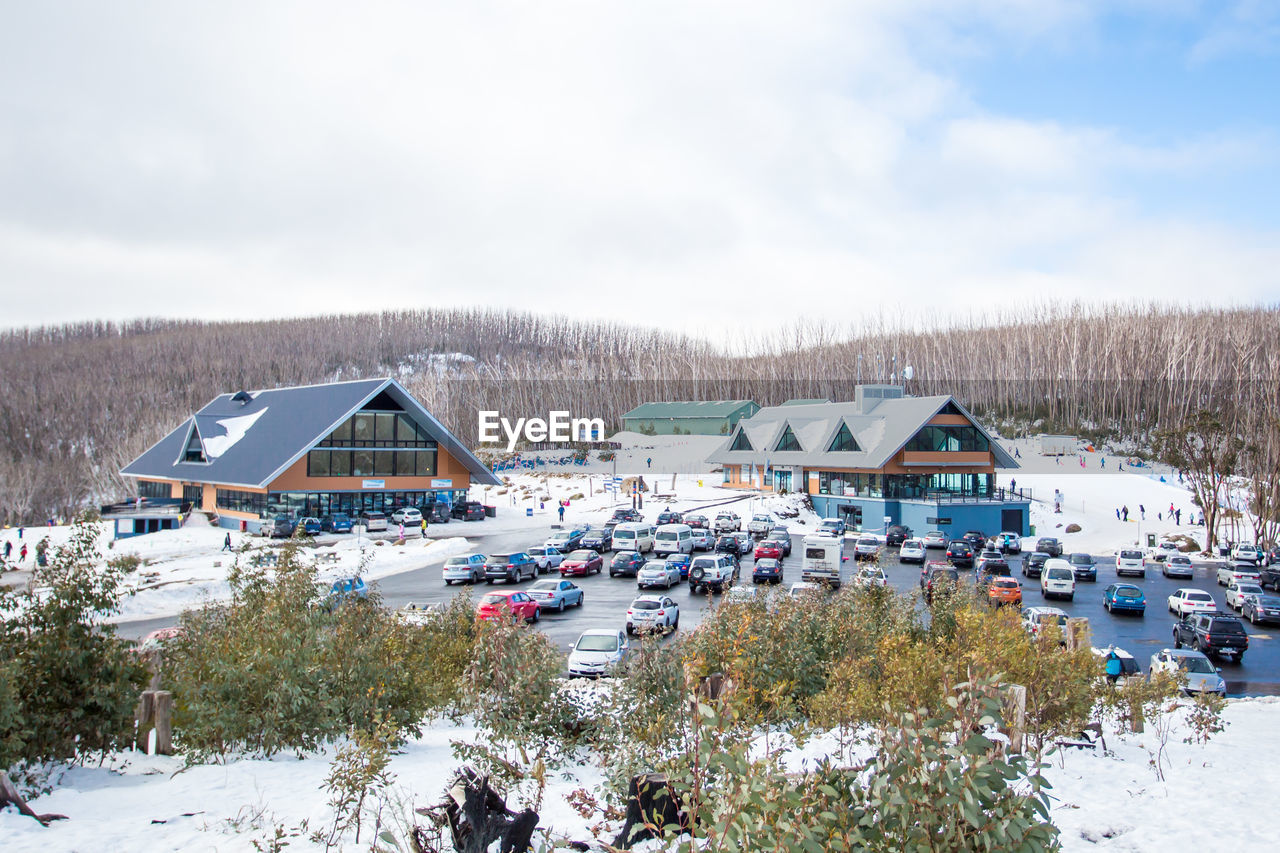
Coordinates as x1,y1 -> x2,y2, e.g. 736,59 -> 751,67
1010,478 -> 1017,493
222,532 -> 233,552
1101,457 -> 1106,469
421,518 -> 427,536
1139,504 -> 1145,520
1115,508 -> 1121,520
19,543 -> 27,563
1176,508 -> 1182,525
646,457 -> 652,470
2,540 -> 10,560
1169,502 -> 1175,517
558,504 -> 565,522
1122,506 -> 1129,522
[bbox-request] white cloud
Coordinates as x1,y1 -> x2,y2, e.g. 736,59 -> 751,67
0,0 -> 1275,338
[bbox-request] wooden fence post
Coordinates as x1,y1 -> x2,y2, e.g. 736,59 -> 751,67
136,690 -> 156,752
153,691 -> 174,755
1065,617 -> 1091,652
1002,684 -> 1027,755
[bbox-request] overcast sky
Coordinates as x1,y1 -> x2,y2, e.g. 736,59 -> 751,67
1,1 -> 1277,336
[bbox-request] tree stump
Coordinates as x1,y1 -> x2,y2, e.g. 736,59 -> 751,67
612,773 -> 685,849
1065,617 -> 1091,652
1002,684 -> 1027,754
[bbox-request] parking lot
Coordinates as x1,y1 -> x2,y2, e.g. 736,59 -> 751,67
116,523 -> 1280,695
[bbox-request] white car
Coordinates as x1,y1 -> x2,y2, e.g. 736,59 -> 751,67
1021,605 -> 1069,638
714,512 -> 742,533
442,553 -> 487,585
528,546 -> 564,572
899,538 -> 926,564
626,595 -> 680,634
1040,560 -> 1076,601
789,581 -> 821,599
747,514 -> 774,536
1231,543 -> 1262,564
391,507 -> 423,526
854,536 -> 881,560
1115,549 -> 1146,578
567,629 -> 629,678
1218,564 -> 1262,586
1149,541 -> 1180,562
853,567 -> 888,588
724,585 -> 761,604
1167,588 -> 1218,617
1225,581 -> 1264,611
637,559 -> 681,590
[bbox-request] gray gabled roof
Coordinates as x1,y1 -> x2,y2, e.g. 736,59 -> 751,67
122,377 -> 500,489
706,395 -> 1018,470
622,400 -> 758,420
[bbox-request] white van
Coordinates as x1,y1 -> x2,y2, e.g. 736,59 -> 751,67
653,523 -> 693,557
1041,558 -> 1076,601
801,534 -> 844,589
612,522 -> 655,554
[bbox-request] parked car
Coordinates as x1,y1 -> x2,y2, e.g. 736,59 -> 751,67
689,553 -> 739,594
1035,537 -> 1064,557
637,559 -> 681,590
747,514 -> 774,537
767,527 -> 792,555
789,581 -> 821,599
885,525 -> 913,547
442,553 -> 487,585
854,566 -> 888,589
854,536 -> 881,560
1066,552 -> 1097,582
484,552 -> 536,584
476,590 -> 539,623
390,507 -> 423,526
609,551 -> 645,577
1261,563 -> 1280,591
1268,546 -> 1280,566
945,540 -> 974,568
921,563 -> 959,603
752,557 -> 784,584
567,629 -> 628,677
1103,582 -> 1146,615
714,511 -> 742,533
985,576 -> 1023,607
1167,588 -> 1217,617
665,552 -> 693,579
452,501 -> 486,521
545,528 -> 585,552
724,585 -> 761,605
527,578 -> 584,612
977,557 -> 1011,583
579,526 -> 614,552
321,513 -> 353,533
898,538 -> 925,564
683,513 -> 709,530
975,550 -> 1004,574
560,549 -> 604,577
689,528 -> 716,551
995,532 -> 1022,554
1231,543 -> 1263,564
1149,540 -> 1181,562
300,516 -> 322,535
1173,613 -> 1248,662
1094,646 -> 1143,688
1040,560 -> 1076,601
626,595 -> 680,634
1225,580 -> 1265,611
1242,594 -> 1280,625
754,539 -> 786,561
961,531 -> 987,552
1022,552 -> 1049,579
1021,606 -> 1069,640
1150,648 -> 1226,696
1217,563 -> 1262,587
1115,549 -> 1146,578
610,507 -> 643,523
360,511 -> 388,531
818,517 -> 846,537
528,546 -> 565,573
1162,554 -> 1195,579
270,515 -> 297,538
656,510 -> 684,526
324,576 -> 368,607
422,501 -> 451,523
921,530 -> 948,549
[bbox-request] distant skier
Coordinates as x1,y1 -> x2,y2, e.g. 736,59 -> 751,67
1139,504 -> 1145,520
1122,506 -> 1129,522
1115,508 -> 1121,520
19,543 -> 27,563
646,457 -> 652,470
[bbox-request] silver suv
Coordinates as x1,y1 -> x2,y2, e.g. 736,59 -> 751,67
689,554 -> 739,594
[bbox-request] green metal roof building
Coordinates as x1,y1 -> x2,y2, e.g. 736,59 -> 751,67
621,400 -> 759,436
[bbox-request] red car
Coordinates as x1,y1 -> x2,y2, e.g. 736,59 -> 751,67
753,539 -> 785,561
560,549 -> 604,577
476,590 -> 540,623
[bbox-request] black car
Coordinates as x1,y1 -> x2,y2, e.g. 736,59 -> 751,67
269,515 -> 297,538
453,501 -> 486,521
611,508 -> 643,524
752,558 -> 784,584
978,558 -> 1011,581
421,502 -> 451,524
580,527 -> 613,551
609,551 -> 645,577
885,525 -> 913,547
656,510 -> 684,525
1267,546 -> 1280,567
1067,552 -> 1098,582
1173,613 -> 1249,662
1260,564 -> 1280,592
1022,552 -> 1049,579
767,527 -> 793,555
1035,537 -> 1063,557
961,530 -> 987,552
921,565 -> 960,602
945,540 -> 974,568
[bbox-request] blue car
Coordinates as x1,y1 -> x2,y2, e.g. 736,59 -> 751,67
527,578 -> 585,612
324,576 -> 368,609
301,516 -> 323,535
665,552 -> 693,580
322,513 -> 353,534
1104,582 -> 1145,615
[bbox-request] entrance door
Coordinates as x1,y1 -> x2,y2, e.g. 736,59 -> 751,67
1001,508 -> 1023,534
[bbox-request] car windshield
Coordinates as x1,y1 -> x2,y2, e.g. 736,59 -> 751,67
858,538 -> 877,546
642,562 -> 668,572
576,635 -> 619,652
613,553 -> 637,564
1188,592 -> 1212,602
445,557 -> 471,566
1176,656 -> 1215,674
1039,613 -> 1067,626
479,594 -> 507,606
531,581 -> 559,591
904,540 -> 922,548
1047,568 -> 1072,579
487,556 -> 510,565
1116,586 -> 1141,596
1170,556 -> 1191,564
1260,597 -> 1280,607
630,600 -> 660,610
1120,550 -> 1143,559
568,550 -> 595,560
656,532 -> 677,540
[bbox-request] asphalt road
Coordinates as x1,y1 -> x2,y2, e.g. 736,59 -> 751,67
115,522 -> 1279,696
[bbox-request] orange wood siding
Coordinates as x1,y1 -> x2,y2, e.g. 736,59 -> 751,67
268,448 -> 473,492
927,414 -> 971,425
893,450 -> 994,472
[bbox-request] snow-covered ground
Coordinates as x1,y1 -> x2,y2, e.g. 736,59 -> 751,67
3,695 -> 1276,851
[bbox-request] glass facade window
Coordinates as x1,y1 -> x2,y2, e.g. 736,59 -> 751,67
774,426 -> 801,452
827,423 -> 859,452
308,450 -> 330,477
263,489 -> 468,520
138,481 -> 171,500
183,428 -> 207,463
722,465 -> 737,484
320,408 -> 437,449
308,448 -> 437,478
216,488 -> 268,516
906,425 -> 989,453
182,485 -> 203,506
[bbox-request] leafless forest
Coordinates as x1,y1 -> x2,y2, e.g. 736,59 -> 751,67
1,304 -> 1278,523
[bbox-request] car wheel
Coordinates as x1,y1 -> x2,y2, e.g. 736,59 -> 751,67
1173,636 -> 1182,648
1237,652 -> 1245,664
557,599 -> 565,613
445,579 -> 453,586
576,593 -> 584,607
671,614 -> 679,630
531,608 -> 540,623
486,579 -> 494,585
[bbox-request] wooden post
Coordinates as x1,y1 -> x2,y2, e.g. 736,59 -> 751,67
1002,684 -> 1027,754
1065,617 -> 1091,652
153,691 -> 174,755
135,690 -> 156,752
